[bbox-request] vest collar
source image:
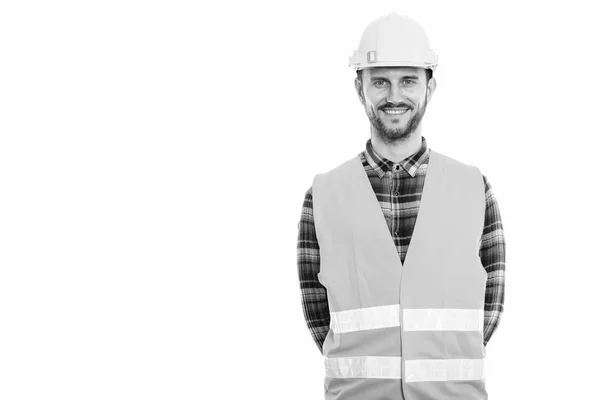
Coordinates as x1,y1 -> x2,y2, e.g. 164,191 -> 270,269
352,148 -> 439,269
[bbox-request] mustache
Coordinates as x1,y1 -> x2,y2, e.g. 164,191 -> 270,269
380,103 -> 412,109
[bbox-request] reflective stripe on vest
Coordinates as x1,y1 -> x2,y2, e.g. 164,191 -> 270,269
312,149 -> 487,399
325,356 -> 485,382
330,306 -> 484,333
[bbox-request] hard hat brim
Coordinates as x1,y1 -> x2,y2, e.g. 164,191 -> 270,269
351,62 -> 437,72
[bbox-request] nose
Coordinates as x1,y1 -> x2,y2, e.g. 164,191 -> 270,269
386,85 -> 404,105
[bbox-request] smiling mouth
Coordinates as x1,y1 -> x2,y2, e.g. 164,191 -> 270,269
381,107 -> 409,115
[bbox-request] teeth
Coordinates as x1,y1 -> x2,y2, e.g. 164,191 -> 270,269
382,108 -> 408,115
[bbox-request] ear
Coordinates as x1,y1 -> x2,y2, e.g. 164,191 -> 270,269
426,76 -> 437,103
355,77 -> 365,106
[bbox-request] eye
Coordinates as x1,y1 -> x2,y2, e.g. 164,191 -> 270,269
373,80 -> 388,87
403,79 -> 416,85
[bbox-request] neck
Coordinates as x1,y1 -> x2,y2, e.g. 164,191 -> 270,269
370,129 -> 423,163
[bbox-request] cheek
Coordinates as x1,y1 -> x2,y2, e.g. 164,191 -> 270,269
367,98 -> 382,111
364,90 -> 383,106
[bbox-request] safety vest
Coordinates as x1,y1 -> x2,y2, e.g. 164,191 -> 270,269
311,149 -> 487,400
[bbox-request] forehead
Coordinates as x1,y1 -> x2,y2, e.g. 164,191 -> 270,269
363,67 -> 425,79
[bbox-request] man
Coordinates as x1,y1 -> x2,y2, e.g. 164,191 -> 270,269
297,12 -> 505,400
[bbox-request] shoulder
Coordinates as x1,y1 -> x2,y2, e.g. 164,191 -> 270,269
305,185 -> 313,198
316,155 -> 360,179
431,149 -> 483,180
312,155 -> 360,192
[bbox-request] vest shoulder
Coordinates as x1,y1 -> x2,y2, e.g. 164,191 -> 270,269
313,155 -> 359,182
433,150 -> 482,176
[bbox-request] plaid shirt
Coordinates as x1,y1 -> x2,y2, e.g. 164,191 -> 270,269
297,136 -> 506,354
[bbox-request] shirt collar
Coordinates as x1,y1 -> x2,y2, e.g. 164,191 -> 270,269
362,135 -> 430,178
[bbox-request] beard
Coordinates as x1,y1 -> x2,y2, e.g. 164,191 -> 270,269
365,96 -> 428,144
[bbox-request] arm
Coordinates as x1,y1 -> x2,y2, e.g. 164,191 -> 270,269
297,186 -> 330,355
479,175 -> 506,346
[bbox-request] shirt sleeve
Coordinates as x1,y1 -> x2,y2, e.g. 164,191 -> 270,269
479,175 -> 506,346
297,186 -> 330,355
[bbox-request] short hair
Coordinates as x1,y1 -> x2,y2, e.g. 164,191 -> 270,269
356,68 -> 433,85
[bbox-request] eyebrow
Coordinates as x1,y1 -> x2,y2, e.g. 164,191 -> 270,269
370,75 -> 420,81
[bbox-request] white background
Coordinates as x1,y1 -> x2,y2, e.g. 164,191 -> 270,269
1,0 -> 599,399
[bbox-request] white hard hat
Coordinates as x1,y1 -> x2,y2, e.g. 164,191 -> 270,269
349,12 -> 438,72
